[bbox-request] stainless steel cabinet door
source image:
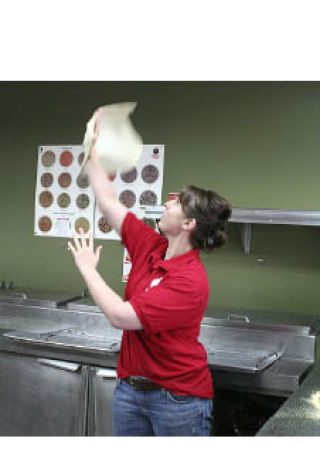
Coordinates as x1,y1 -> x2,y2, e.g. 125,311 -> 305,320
0,352 -> 88,436
88,367 -> 117,436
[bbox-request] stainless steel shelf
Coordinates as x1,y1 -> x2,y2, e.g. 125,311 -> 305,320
230,208 -> 320,226
143,206 -> 320,226
230,209 -> 320,254
141,206 -> 320,254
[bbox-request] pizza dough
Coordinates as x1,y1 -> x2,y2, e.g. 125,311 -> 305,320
80,102 -> 143,175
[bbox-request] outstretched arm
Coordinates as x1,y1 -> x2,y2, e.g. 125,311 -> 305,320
68,228 -> 143,330
87,109 -> 127,235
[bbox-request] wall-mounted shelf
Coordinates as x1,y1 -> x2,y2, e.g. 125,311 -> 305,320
230,208 -> 320,227
229,209 -> 320,254
143,206 -> 320,255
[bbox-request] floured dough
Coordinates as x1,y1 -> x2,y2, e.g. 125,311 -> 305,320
80,102 -> 142,175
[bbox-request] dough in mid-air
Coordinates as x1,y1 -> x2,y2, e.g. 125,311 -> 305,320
80,102 -> 143,175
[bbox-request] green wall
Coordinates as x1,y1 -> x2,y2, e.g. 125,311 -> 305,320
0,82 -> 320,317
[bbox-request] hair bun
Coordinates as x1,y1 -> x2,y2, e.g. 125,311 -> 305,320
218,206 -> 232,221
179,185 -> 231,253
213,230 -> 227,248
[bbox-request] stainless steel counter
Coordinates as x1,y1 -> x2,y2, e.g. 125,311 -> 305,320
0,298 -> 319,436
0,299 -> 120,436
0,301 -> 121,368
257,359 -> 320,436
0,299 -> 317,396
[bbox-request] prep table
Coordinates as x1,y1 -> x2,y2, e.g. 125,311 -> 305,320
0,295 -> 319,436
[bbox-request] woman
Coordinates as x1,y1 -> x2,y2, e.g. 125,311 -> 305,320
68,112 -> 232,436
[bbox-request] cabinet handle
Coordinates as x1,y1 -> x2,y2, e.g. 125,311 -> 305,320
0,293 -> 27,300
96,367 -> 117,379
37,358 -> 81,372
11,293 -> 28,299
228,314 -> 250,323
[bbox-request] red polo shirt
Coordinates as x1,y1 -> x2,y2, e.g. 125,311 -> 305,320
117,212 -> 213,399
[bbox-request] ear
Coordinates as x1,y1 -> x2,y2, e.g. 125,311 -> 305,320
183,218 -> 196,232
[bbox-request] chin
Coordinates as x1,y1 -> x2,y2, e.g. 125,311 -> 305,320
158,219 -> 166,233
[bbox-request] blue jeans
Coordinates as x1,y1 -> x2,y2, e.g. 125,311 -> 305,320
112,379 -> 213,436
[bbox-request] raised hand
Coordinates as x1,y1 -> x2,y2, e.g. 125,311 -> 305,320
68,228 -> 102,273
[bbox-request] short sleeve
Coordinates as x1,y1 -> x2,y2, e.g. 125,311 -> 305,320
129,276 -> 208,334
121,212 -> 163,262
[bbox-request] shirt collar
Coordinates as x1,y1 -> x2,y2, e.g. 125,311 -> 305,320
150,246 -> 200,272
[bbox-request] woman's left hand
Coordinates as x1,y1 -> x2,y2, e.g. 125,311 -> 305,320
68,228 -> 102,273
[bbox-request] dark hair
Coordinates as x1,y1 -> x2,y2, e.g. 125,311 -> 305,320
179,185 -> 232,252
